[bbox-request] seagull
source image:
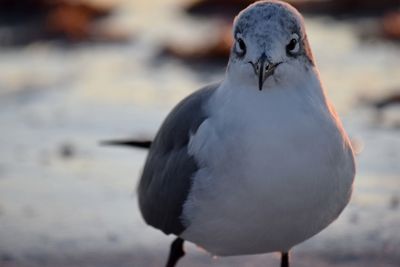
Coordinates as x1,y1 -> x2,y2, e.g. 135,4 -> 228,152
104,1 -> 355,266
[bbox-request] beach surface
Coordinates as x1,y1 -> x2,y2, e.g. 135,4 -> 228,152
0,0 -> 399,266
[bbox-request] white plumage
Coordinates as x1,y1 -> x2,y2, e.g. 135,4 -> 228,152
182,62 -> 354,256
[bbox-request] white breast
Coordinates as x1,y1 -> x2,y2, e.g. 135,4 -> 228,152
181,81 -> 355,256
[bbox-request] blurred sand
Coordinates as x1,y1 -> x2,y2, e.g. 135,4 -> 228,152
0,0 -> 399,266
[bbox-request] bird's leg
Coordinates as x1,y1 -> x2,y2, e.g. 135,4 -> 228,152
165,237 -> 185,267
280,251 -> 289,267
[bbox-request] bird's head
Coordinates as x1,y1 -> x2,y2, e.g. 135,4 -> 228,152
227,0 -> 315,91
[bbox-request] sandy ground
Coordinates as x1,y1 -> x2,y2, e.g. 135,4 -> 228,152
1,247 -> 399,267
0,1 -> 399,267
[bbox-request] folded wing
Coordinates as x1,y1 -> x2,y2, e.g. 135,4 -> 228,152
138,84 -> 217,235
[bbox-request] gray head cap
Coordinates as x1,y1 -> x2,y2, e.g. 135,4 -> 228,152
232,0 -> 314,65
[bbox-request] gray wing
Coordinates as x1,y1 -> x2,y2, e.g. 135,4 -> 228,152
138,83 -> 218,235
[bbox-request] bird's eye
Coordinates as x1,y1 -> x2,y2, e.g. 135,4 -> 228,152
286,34 -> 300,54
235,38 -> 246,57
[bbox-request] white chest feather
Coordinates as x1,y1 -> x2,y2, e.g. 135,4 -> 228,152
181,82 -> 355,256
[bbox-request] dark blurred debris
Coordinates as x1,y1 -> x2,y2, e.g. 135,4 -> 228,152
382,12 -> 400,41
389,195 -> 399,210
363,91 -> 400,129
359,11 -> 400,42
185,0 -> 400,18
45,1 -> 110,41
289,0 -> 400,18
0,0 -> 128,45
160,23 -> 232,67
372,93 -> 400,110
1,253 -> 14,263
58,142 -> 76,159
186,0 -> 254,18
185,0 -> 400,44
0,0 -> 47,23
101,139 -> 152,149
358,90 -> 400,109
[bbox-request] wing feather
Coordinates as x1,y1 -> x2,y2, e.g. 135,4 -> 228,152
138,84 -> 217,235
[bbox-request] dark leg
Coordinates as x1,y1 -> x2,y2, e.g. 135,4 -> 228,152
165,237 -> 185,267
281,251 -> 289,267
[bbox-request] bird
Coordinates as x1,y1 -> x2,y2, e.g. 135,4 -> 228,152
104,1 -> 356,266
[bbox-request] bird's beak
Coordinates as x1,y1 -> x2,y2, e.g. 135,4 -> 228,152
250,54 -> 281,91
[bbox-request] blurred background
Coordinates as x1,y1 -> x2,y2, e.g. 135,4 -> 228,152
0,0 -> 399,266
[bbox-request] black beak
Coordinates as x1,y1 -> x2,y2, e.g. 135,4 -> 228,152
257,54 -> 268,91
249,53 -> 281,91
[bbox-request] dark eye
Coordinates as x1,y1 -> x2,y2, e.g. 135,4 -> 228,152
286,39 -> 297,52
286,33 -> 300,54
235,38 -> 246,56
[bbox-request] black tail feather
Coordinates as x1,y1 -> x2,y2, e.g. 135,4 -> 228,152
100,140 -> 152,149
